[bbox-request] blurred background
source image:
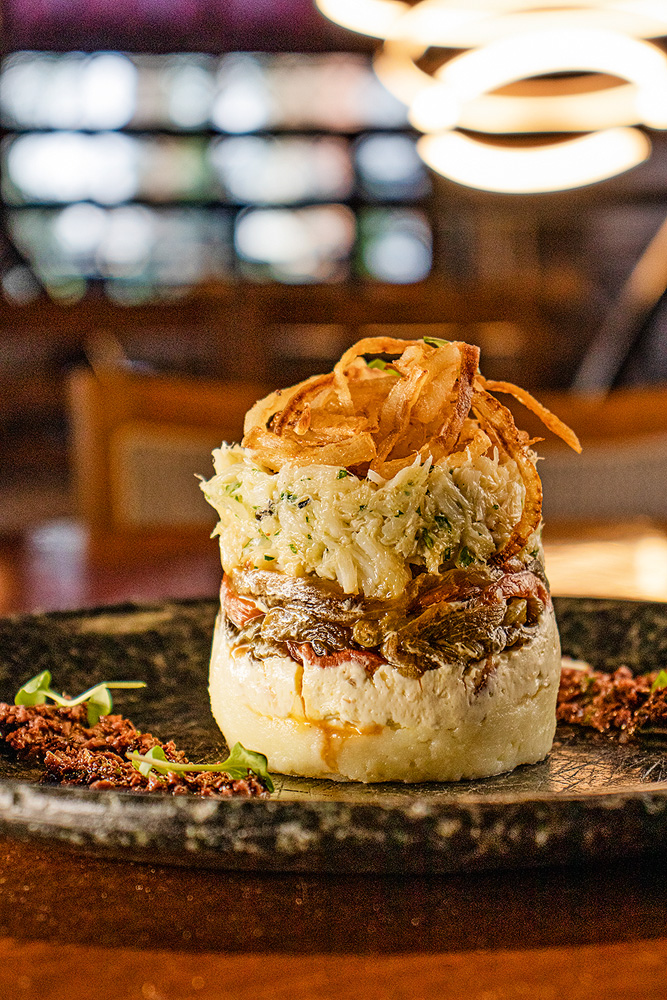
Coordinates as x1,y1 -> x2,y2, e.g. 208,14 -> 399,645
2,0 -> 667,606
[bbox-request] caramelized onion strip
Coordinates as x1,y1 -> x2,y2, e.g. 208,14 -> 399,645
477,376 -> 581,453
436,343 -> 480,454
472,387 -> 543,565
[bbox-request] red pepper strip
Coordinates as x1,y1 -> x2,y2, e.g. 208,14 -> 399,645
415,575 -> 486,609
482,570 -> 550,608
417,569 -> 549,611
221,574 -> 265,628
287,642 -> 386,677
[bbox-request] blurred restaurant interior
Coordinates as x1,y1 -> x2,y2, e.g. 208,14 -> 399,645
3,8 -> 667,998
2,0 -> 667,608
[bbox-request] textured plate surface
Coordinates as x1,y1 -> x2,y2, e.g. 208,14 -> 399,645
0,596 -> 666,873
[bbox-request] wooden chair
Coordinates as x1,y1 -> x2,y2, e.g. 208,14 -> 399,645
67,366 -> 268,561
512,386 -> 667,523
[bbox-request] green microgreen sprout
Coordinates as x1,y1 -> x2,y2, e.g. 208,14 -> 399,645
337,469 -> 349,479
423,337 -> 450,349
651,669 -> 667,693
15,671 -> 146,726
127,742 -> 274,792
459,546 -> 474,568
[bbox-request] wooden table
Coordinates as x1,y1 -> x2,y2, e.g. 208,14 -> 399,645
0,519 -> 666,1000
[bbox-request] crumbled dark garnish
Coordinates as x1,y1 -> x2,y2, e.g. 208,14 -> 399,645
0,702 -> 269,797
557,664 -> 667,743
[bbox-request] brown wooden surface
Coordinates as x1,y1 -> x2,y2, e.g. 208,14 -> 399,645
0,521 -> 666,998
0,837 -> 665,1000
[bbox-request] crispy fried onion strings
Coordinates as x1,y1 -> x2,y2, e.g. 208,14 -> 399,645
476,375 -> 582,454
242,338 -> 580,561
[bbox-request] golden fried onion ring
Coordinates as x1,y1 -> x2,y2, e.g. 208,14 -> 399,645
476,375 -> 582,454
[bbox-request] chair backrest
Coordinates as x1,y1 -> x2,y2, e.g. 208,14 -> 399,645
68,367 -> 268,561
514,386 -> 667,521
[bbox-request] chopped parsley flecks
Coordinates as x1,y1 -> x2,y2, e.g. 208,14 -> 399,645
459,546 -> 474,568
418,528 -> 435,550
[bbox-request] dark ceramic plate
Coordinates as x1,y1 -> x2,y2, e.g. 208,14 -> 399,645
0,596 -> 666,874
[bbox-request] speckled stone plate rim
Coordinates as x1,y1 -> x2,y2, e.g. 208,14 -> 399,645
0,595 -> 666,874
1,774 -> 667,874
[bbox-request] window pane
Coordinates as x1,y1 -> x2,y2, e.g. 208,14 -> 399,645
3,133 -> 215,204
0,51 -> 137,130
358,208 -> 432,283
235,205 -> 355,283
211,53 -> 408,133
131,54 -> 216,130
210,136 -> 353,205
3,132 -> 139,204
1,50 -> 434,297
355,134 -> 430,202
7,205 -> 234,292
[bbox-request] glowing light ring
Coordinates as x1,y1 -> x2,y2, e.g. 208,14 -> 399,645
406,29 -> 667,132
316,0 -> 667,44
316,0 -> 667,191
417,127 -> 651,193
452,82 -> 645,134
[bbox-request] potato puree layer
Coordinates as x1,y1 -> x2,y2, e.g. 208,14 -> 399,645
208,607 -> 561,783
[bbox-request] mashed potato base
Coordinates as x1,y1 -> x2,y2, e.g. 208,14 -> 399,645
209,607 -> 562,783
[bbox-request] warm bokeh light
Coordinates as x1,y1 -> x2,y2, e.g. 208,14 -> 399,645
315,0 -> 407,39
417,127 -> 651,194
316,0 -> 667,45
409,29 -> 667,132
450,81 -> 646,134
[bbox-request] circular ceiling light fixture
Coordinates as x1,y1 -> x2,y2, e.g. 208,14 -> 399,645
316,0 -> 667,192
